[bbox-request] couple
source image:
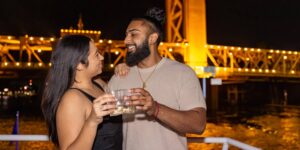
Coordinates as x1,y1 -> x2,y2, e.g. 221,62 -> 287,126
41,7 -> 206,150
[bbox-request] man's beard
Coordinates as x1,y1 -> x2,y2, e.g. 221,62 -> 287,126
125,40 -> 150,67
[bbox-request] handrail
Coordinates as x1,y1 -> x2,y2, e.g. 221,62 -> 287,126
188,137 -> 261,150
0,134 -> 49,141
0,134 -> 261,150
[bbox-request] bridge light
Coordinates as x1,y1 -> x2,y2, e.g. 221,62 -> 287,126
115,51 -> 119,55
108,40 -> 112,44
160,42 -> 164,46
40,37 -> 44,41
258,69 -> 263,73
50,38 -> 55,41
251,69 -> 256,72
184,42 -> 189,46
265,69 -> 269,73
276,50 -> 280,53
16,62 -> 20,66
244,48 -> 248,51
29,37 -> 34,40
250,48 -> 254,51
224,46 -> 228,49
246,58 -> 250,61
237,47 -> 241,51
217,46 -> 221,49
288,51 -> 292,54
168,48 -> 173,52
37,49 -> 42,53
257,49 -> 261,52
283,56 -> 287,60
268,55 -> 272,59
110,64 -> 114,68
27,62 -> 31,66
176,43 -> 180,46
291,70 -> 295,74
4,62 -> 8,66
209,45 -> 214,48
238,68 -> 242,72
99,39 -> 103,43
282,51 -> 286,54
8,36 -> 12,40
38,62 -> 43,66
245,68 -> 249,72
48,63 -> 52,67
230,47 -> 234,50
294,51 -> 298,55
269,49 -> 274,53
272,69 -> 276,73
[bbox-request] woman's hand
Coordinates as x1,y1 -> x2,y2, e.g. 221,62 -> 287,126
114,63 -> 130,77
87,94 -> 116,126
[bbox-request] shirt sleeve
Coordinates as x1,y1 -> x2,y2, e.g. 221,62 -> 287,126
178,67 -> 207,110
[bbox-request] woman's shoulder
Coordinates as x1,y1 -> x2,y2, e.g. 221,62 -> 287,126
57,89 -> 90,114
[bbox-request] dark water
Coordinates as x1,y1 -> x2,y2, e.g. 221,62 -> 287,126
0,96 -> 299,149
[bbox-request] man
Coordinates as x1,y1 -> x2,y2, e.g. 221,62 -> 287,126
109,7 -> 206,150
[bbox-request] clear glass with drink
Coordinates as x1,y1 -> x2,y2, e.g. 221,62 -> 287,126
110,89 -> 135,116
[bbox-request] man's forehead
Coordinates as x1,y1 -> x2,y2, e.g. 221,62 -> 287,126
126,20 -> 148,32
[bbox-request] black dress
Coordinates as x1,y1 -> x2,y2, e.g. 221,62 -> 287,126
71,82 -> 122,150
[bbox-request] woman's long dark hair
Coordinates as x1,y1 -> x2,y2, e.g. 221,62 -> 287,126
41,35 -> 91,146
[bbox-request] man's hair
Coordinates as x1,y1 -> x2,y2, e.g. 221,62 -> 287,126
132,7 -> 166,45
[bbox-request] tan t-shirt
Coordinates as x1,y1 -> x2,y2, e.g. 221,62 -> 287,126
109,58 -> 206,150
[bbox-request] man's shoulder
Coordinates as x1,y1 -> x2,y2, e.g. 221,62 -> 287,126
164,58 -> 194,72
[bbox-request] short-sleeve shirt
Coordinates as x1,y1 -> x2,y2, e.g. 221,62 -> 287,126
109,58 -> 206,150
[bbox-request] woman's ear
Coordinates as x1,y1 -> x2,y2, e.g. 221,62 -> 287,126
76,63 -> 84,71
148,33 -> 158,45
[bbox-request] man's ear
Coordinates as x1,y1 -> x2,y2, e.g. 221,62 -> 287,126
148,33 -> 158,45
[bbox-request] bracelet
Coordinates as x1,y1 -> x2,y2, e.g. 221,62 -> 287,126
154,101 -> 160,118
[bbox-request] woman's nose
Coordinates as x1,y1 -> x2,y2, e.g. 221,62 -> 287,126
99,54 -> 104,60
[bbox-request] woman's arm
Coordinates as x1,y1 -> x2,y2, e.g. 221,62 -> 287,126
56,90 -> 116,150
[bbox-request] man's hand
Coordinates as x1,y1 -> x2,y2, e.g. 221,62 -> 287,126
129,88 -> 157,116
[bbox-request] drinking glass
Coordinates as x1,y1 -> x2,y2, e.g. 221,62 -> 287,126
110,89 -> 135,116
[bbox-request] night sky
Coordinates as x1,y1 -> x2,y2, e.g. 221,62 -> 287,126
1,0 -> 300,50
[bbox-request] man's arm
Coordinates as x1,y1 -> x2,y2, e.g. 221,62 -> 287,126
129,88 -> 206,134
155,104 -> 206,134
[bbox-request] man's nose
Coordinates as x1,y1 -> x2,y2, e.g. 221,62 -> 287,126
124,35 -> 131,44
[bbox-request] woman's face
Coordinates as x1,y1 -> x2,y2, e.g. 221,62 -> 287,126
85,41 -> 104,76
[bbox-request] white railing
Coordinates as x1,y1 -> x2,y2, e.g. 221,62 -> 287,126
188,137 -> 261,150
0,134 -> 49,141
0,134 -> 261,150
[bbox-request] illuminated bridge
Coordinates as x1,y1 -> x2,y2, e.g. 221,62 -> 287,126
1,0 -> 300,80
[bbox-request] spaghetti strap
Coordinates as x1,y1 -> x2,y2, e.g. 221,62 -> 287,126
69,88 -> 95,101
92,80 -> 105,92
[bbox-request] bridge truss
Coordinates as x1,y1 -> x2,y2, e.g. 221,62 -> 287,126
1,35 -> 300,79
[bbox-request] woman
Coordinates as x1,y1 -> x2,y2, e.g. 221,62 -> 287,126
41,35 -> 122,150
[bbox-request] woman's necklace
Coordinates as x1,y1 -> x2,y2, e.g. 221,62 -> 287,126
137,63 -> 159,89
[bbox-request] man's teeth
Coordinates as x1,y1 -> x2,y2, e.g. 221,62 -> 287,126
128,45 -> 135,51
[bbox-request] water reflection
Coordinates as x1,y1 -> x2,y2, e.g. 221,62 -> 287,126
0,98 -> 299,149
189,105 -> 300,149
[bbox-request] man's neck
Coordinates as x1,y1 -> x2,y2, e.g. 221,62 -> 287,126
137,54 -> 162,68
